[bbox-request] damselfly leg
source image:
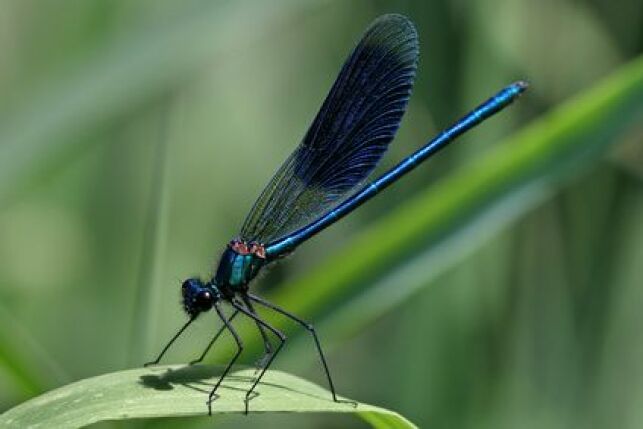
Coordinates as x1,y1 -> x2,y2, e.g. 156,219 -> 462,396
189,309 -> 240,365
231,299 -> 286,414
248,293 -> 355,406
207,302 -> 244,415
144,316 -> 196,366
241,295 -> 274,372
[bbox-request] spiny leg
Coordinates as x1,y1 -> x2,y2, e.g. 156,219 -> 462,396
144,316 -> 196,366
248,293 -> 353,405
241,295 -> 273,371
207,302 -> 243,416
231,299 -> 286,414
190,309 -> 240,365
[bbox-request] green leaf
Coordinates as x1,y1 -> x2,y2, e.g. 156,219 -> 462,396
0,365 -> 417,429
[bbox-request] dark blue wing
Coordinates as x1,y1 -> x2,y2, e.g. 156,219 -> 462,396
240,14 -> 418,244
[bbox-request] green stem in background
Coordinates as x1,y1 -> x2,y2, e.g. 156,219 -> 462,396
0,306 -> 69,398
0,365 -> 418,429
128,101 -> 174,365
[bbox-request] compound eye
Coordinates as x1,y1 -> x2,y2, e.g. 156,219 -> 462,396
195,290 -> 213,311
181,278 -> 200,295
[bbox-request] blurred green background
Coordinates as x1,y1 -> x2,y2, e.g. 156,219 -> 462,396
0,0 -> 641,428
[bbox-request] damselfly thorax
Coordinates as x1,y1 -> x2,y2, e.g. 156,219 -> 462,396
214,240 -> 267,293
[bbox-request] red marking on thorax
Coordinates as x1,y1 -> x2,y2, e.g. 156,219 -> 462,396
230,240 -> 249,254
249,243 -> 266,259
230,239 -> 266,259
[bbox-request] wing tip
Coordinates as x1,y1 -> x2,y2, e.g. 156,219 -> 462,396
368,13 -> 418,41
373,13 -> 416,29
363,14 -> 419,72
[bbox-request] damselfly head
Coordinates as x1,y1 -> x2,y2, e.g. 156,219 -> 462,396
181,278 -> 219,317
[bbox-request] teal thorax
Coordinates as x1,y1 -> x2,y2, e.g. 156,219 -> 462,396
213,240 -> 266,294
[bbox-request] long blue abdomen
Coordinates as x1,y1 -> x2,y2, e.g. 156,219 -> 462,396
266,81 -> 528,257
